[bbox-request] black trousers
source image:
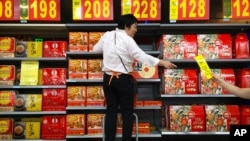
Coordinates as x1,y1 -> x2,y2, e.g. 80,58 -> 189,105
103,73 -> 135,141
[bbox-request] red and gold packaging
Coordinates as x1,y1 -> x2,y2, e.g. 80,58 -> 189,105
162,69 -> 198,94
87,114 -> 104,135
88,32 -> 104,51
87,59 -> 103,79
43,41 -> 67,57
133,122 -> 150,134
200,69 -> 235,94
143,100 -> 162,107
69,32 -> 88,52
158,34 -> 197,59
0,65 -> 15,85
86,86 -> 105,106
68,59 -> 88,79
0,118 -> 13,140
0,90 -> 15,112
167,105 -> 205,132
197,34 -> 232,59
41,115 -> 66,139
42,89 -> 67,111
67,86 -> 87,106
0,37 -> 15,58
66,114 -> 85,135
205,105 -> 240,131
42,68 -> 66,85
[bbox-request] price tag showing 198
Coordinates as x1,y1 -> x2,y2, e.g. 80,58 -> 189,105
20,0 -> 60,21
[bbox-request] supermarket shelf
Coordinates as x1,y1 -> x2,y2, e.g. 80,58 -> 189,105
161,94 -> 237,98
66,131 -> 161,139
0,111 -> 66,115
0,57 -> 67,61
4,139 -> 66,141
161,129 -> 229,135
66,51 -> 160,58
0,23 -> 68,38
161,94 -> 246,105
66,106 -> 161,110
66,79 -> 161,83
166,58 -> 250,68
161,129 -> 230,141
159,23 -> 250,34
0,85 -> 67,89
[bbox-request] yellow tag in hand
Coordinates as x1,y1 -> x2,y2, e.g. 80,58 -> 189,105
195,55 -> 212,79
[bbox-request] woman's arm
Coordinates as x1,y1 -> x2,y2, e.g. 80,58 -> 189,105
212,73 -> 250,99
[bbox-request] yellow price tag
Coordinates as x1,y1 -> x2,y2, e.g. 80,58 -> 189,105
122,0 -> 132,15
73,0 -> 82,20
195,55 -> 212,79
169,0 -> 178,20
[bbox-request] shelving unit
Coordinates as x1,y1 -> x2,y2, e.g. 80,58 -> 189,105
1,21 -> 250,141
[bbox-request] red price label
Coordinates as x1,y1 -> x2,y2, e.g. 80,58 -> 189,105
73,0 -> 113,20
232,0 -> 250,19
170,0 -> 209,21
20,0 -> 60,21
0,0 -> 19,21
122,0 -> 161,21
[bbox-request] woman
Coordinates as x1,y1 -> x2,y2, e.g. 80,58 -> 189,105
93,14 -> 177,141
212,73 -> 250,99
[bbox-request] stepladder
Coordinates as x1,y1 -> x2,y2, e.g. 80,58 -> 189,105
102,113 -> 139,141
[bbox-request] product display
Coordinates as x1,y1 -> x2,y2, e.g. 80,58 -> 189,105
0,1 -> 250,141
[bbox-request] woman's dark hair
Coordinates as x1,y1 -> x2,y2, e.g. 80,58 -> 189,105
117,14 -> 137,29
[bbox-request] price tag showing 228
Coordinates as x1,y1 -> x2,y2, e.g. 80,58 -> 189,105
122,0 -> 161,21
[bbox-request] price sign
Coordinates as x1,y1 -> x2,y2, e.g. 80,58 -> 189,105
223,0 -> 250,19
72,0 -> 113,20
195,55 -> 212,79
169,0 -> 209,21
121,0 -> 161,21
20,0 -> 60,21
0,0 -> 20,21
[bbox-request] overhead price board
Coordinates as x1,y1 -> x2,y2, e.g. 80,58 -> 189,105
169,0 -> 210,21
223,0 -> 250,19
121,0 -> 161,21
72,0 -> 113,21
0,0 -> 20,21
20,0 -> 60,21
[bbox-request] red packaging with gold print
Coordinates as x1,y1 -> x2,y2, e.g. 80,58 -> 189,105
167,105 -> 205,132
0,37 -> 15,58
41,115 -> 66,139
42,68 -> 66,85
42,89 -> 67,111
0,65 -> 15,85
197,34 -> 232,59
43,41 -> 67,57
0,118 -> 13,140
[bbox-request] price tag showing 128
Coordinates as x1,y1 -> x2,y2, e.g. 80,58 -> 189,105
170,0 -> 209,21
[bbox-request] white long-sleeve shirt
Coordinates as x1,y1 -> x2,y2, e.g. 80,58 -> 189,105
93,29 -> 160,74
